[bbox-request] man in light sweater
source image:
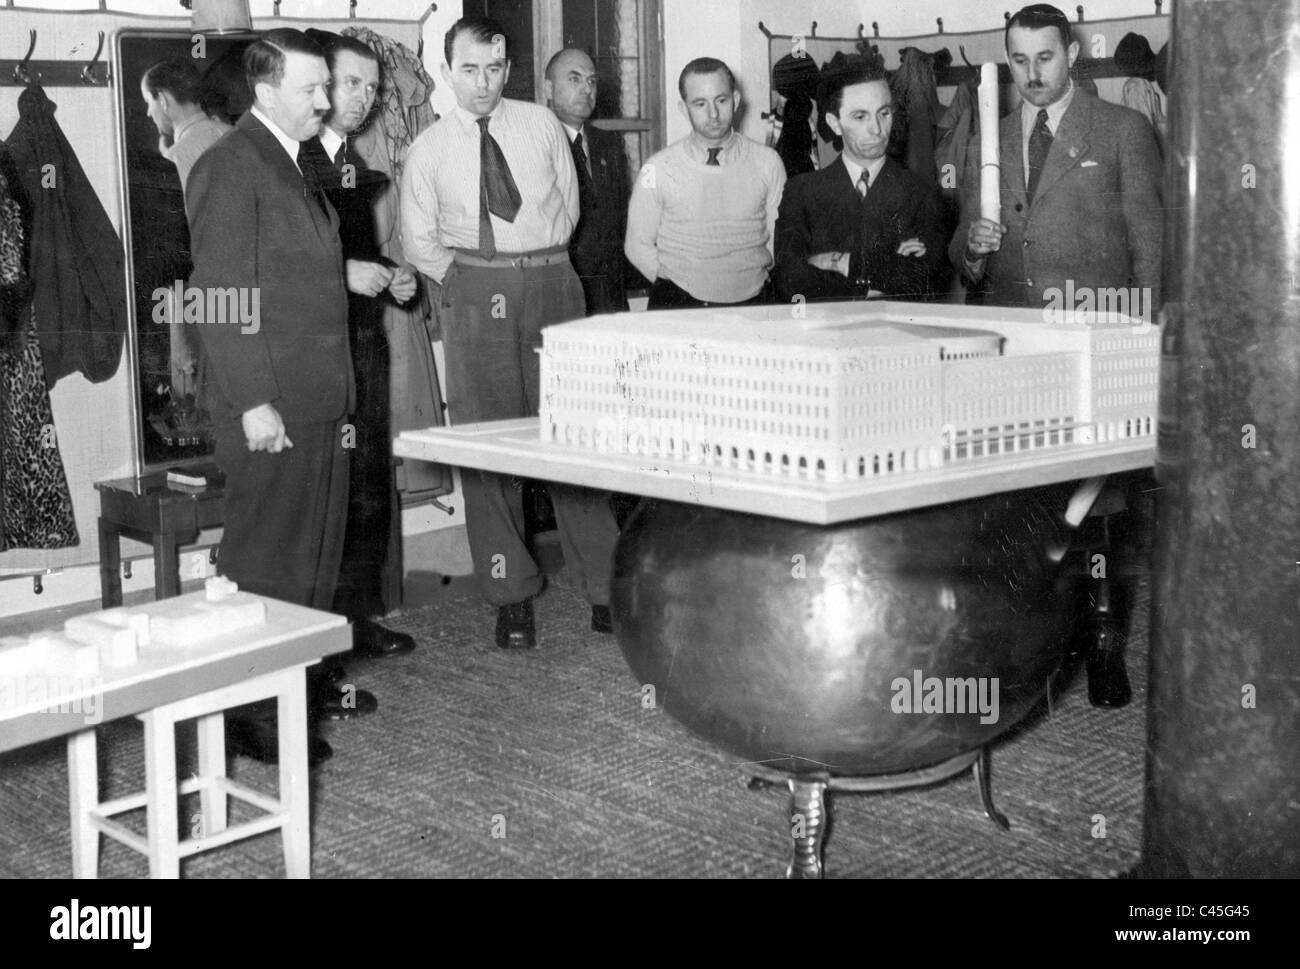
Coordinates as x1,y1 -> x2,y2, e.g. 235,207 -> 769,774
625,57 -> 786,308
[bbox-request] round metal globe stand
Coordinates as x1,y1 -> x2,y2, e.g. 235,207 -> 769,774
744,747 -> 1009,879
612,493 -> 1075,879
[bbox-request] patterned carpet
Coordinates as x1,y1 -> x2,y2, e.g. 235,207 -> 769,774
0,568 -> 1149,879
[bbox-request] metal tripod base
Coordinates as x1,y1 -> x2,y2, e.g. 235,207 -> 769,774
746,746 -> 1008,878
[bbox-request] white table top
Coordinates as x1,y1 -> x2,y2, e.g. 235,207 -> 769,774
395,418 -> 1155,526
0,592 -> 350,753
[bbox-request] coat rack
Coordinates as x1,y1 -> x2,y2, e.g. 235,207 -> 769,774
759,2 -> 1168,90
0,29 -> 110,87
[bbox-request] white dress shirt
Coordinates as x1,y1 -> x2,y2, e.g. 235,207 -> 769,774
400,98 -> 579,283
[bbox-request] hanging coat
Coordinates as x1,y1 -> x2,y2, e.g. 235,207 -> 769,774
0,157 -> 78,551
5,84 -> 126,386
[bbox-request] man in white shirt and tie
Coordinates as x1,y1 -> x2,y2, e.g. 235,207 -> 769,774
401,17 -> 619,650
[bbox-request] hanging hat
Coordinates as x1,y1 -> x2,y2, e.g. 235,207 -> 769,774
1115,32 -> 1156,77
772,51 -> 820,99
1154,41 -> 1169,93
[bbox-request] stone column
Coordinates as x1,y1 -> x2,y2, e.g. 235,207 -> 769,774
1144,0 -> 1300,876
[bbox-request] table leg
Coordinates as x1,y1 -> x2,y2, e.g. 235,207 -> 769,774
98,518 -> 122,609
195,711 -> 228,835
67,729 -> 100,878
278,671 -> 311,878
142,711 -> 181,878
154,531 -> 181,600
974,746 -> 1010,830
786,775 -> 830,879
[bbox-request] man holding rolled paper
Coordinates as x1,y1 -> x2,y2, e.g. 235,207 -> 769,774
950,4 -> 1163,710
950,3 -> 1162,311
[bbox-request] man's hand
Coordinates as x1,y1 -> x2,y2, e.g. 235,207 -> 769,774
387,265 -> 418,303
896,237 -> 927,258
346,260 -> 395,298
241,403 -> 292,453
966,219 -> 1005,257
807,251 -> 850,277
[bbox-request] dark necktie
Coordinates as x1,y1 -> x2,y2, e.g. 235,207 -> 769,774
706,147 -> 721,166
333,140 -> 347,172
296,139 -> 331,215
1026,108 -> 1052,203
857,170 -> 869,200
571,130 -> 594,201
477,115 -> 522,259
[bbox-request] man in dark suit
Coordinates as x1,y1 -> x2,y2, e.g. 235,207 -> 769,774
186,29 -> 385,765
950,4 -> 1164,708
543,48 -> 630,315
774,55 -> 945,305
950,4 -> 1162,311
300,30 -> 420,660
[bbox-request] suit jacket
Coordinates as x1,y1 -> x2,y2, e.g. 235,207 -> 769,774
186,112 -> 353,424
949,89 -> 1163,309
774,156 -> 945,303
568,123 -> 630,314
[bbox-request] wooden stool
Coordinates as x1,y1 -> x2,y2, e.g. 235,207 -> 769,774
67,663 -> 313,879
95,467 -> 225,608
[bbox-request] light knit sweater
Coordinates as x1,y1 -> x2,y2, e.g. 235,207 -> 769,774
625,131 -> 786,303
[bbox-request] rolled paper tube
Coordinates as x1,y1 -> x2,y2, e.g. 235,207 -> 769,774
979,63 -> 1000,223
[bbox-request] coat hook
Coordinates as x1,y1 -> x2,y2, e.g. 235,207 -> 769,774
12,29 -> 37,84
122,561 -> 133,580
81,31 -> 106,84
757,20 -> 772,39
810,21 -> 817,38
417,34 -> 424,60
273,0 -> 281,16
937,17 -> 944,34
209,547 -> 219,565
857,23 -> 865,40
1005,11 -> 1012,22
33,574 -> 43,595
350,0 -> 357,18
1077,5 -> 1085,21
873,22 -> 880,37
1155,0 -> 1162,12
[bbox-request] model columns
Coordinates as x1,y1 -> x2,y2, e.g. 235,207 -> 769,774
1143,0 -> 1300,875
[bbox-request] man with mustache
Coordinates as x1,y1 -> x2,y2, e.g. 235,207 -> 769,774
187,29 -> 382,764
951,3 -> 1162,310
949,4 -> 1163,707
625,57 -> 786,309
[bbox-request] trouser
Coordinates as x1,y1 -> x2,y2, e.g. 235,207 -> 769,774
213,417 -> 350,610
439,254 -> 620,607
647,275 -> 773,310
333,318 -> 402,620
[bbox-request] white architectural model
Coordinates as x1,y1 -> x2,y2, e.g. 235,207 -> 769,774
0,577 -> 268,683
539,301 -> 1159,483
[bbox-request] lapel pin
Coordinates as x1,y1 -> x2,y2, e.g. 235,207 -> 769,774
1067,146 -> 1080,159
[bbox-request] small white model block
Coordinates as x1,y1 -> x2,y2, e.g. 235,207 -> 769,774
0,632 -> 102,678
148,593 -> 267,647
63,614 -> 140,668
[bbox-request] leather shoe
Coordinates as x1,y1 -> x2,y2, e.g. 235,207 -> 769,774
352,617 -> 416,658
495,600 -> 536,649
1086,622 -> 1132,708
591,604 -> 613,634
226,713 -> 333,768
311,681 -> 379,721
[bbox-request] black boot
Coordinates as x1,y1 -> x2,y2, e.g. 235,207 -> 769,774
1086,575 -> 1132,708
